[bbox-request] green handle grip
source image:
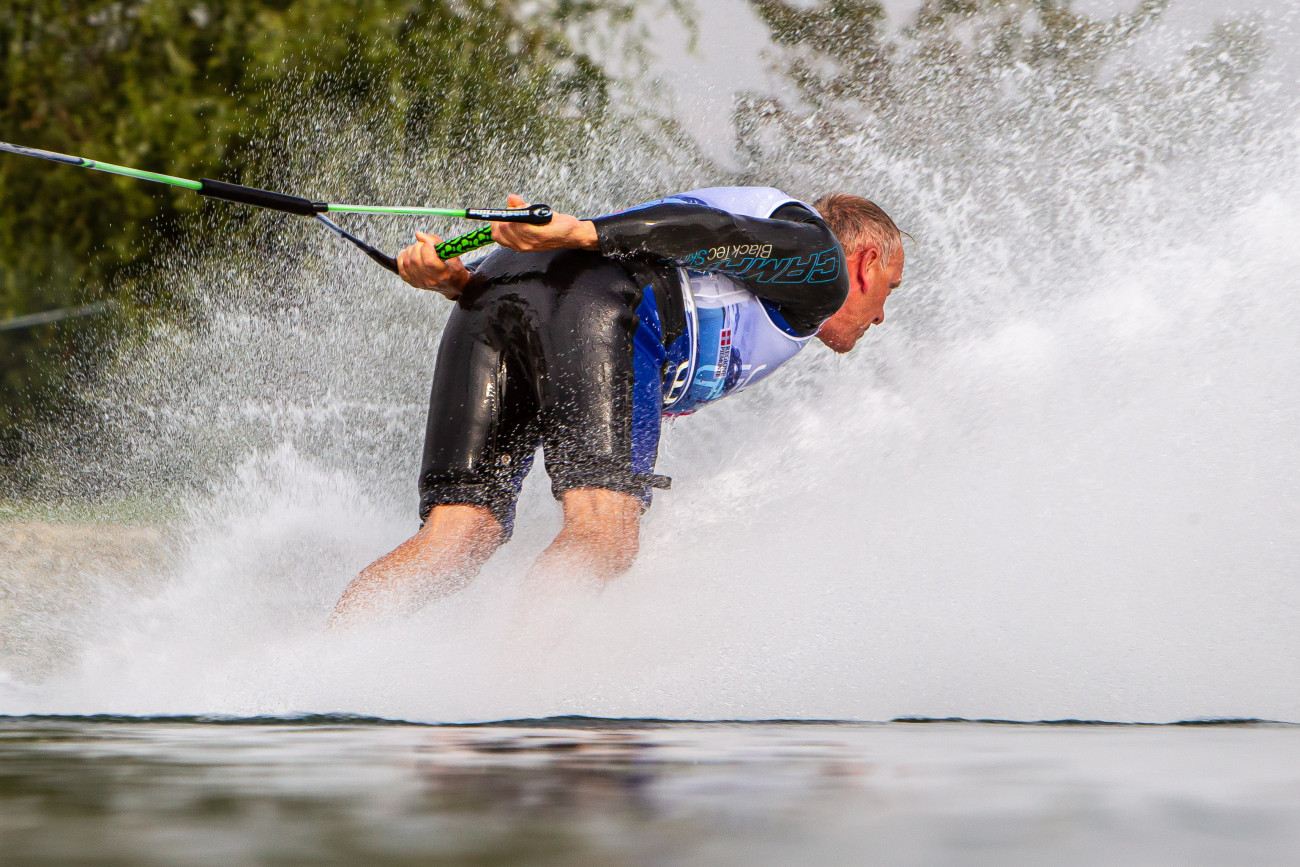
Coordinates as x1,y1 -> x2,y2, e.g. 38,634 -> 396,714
435,225 -> 495,259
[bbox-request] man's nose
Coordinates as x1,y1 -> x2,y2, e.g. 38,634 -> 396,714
873,309 -> 885,325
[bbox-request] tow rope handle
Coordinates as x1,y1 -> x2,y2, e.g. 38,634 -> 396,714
195,178 -> 552,274
0,140 -> 552,276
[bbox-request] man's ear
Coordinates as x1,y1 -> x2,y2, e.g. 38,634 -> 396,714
855,246 -> 880,289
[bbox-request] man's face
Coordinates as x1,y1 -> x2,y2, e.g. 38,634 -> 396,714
816,245 -> 904,353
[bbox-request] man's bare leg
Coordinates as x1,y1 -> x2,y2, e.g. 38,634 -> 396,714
330,504 -> 504,627
527,489 -> 642,585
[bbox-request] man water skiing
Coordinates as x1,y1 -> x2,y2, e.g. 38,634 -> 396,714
331,187 -> 905,624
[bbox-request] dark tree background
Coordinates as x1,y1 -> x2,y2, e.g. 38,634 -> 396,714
0,0 -> 606,477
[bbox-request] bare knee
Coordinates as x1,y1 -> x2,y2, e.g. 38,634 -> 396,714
545,488 -> 643,578
357,505 -> 502,574
521,489 -> 644,587
418,504 -> 505,551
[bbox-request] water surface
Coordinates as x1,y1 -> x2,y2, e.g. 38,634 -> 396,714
3,717 -> 1298,865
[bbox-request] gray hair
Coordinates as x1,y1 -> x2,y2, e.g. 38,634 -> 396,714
812,193 -> 904,263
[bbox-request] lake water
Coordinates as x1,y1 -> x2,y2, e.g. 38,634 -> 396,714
3,717 -> 1298,865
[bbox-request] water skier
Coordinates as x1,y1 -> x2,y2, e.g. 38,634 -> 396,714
331,188 -> 905,624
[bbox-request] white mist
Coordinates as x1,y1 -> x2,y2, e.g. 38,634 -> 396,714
4,1 -> 1298,724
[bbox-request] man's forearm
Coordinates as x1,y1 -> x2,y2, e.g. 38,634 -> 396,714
592,203 -> 828,262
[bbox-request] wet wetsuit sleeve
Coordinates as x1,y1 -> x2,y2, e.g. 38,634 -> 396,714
591,201 -> 849,335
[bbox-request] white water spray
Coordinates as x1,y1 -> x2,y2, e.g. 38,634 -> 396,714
3,0 -> 1298,723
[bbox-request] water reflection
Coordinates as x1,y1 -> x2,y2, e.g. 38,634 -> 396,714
409,724 -> 876,823
414,728 -> 661,816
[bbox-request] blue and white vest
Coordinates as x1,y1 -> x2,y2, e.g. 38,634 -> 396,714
652,187 -> 819,415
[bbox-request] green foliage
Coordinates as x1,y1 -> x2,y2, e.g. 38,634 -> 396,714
0,0 -> 605,473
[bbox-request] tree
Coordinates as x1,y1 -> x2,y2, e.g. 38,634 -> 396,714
0,0 -> 606,478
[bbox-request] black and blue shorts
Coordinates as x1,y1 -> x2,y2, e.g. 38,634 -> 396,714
418,248 -> 671,537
